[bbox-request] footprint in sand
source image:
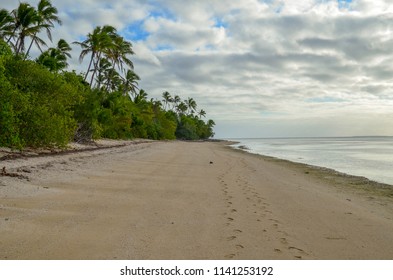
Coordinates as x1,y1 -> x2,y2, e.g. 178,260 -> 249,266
227,236 -> 237,241
233,229 -> 243,233
280,238 -> 288,245
289,246 -> 308,258
227,217 -> 234,222
235,244 -> 244,249
225,254 -> 236,259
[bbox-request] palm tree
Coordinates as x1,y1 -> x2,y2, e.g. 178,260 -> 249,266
36,39 -> 71,72
107,35 -> 134,73
105,68 -> 122,92
95,58 -> 112,89
9,3 -> 41,55
176,102 -> 188,116
185,97 -> 197,115
134,89 -> 148,104
56,38 -> 71,58
25,0 -> 62,58
162,91 -> 173,110
197,109 -> 206,119
74,25 -> 117,85
122,69 -> 140,99
170,95 -> 181,111
0,9 -> 12,40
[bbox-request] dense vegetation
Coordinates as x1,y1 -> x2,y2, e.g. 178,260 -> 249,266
0,1 -> 215,149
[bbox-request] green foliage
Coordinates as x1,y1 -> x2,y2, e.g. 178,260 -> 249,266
0,39 -> 12,57
0,58 -> 24,148
1,56 -> 83,148
0,1 -> 215,149
175,115 -> 215,140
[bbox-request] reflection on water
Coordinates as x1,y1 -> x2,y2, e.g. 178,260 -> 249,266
231,137 -> 393,185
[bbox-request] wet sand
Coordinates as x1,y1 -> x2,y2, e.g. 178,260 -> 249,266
1,141 -> 392,259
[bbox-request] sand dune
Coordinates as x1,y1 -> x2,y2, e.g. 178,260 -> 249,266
1,141 -> 392,259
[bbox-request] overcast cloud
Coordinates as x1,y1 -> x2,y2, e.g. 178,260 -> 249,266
3,0 -> 393,138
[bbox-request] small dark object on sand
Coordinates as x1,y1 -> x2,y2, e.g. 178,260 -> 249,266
210,161 -> 213,164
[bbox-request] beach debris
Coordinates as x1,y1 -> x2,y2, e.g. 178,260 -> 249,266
17,167 -> 32,173
1,167 -> 29,180
210,161 -> 213,164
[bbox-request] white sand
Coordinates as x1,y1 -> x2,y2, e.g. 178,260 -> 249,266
0,141 -> 392,259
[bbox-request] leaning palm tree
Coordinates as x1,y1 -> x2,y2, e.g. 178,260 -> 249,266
9,3 -> 42,55
25,0 -> 62,58
74,25 -> 117,85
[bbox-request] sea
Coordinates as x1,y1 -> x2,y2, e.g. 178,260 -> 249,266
230,137 -> 393,186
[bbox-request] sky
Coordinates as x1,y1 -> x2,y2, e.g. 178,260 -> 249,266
3,0 -> 393,138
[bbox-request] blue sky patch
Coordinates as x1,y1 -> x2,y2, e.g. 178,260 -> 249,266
123,20 -> 150,42
148,4 -> 177,21
337,0 -> 353,9
214,18 -> 228,29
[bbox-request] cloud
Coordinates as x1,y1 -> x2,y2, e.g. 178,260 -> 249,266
3,0 -> 393,137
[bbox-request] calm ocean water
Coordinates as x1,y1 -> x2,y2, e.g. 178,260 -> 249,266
230,137 -> 393,186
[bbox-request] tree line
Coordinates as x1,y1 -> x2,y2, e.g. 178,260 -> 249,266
0,0 -> 215,149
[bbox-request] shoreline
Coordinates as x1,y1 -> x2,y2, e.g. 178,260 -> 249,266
229,144 -> 393,199
1,140 -> 393,259
230,141 -> 393,189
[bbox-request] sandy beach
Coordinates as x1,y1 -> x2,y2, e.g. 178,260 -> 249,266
0,140 -> 392,260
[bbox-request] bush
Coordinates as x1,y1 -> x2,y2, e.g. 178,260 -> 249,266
1,57 -> 83,148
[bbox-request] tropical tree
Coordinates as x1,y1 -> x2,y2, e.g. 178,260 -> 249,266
185,97 -> 197,115
134,89 -> 148,104
170,94 -> 181,111
104,68 -> 122,92
162,91 -> 172,110
107,34 -> 134,73
36,39 -> 71,72
197,109 -> 206,119
95,57 -> 112,89
25,0 -> 61,58
176,101 -> 188,116
9,3 -> 41,55
74,25 -> 117,85
0,9 -> 12,41
121,69 -> 140,99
